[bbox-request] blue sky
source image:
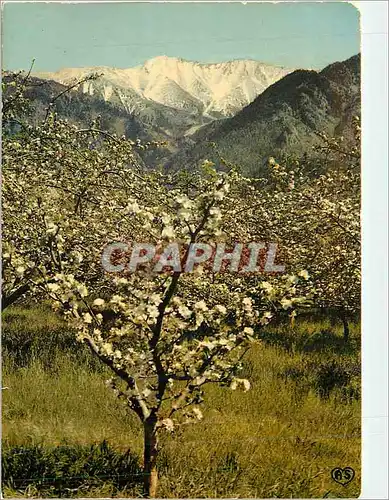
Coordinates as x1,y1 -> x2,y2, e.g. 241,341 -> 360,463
2,2 -> 360,71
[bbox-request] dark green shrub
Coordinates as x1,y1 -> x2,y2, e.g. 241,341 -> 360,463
312,360 -> 351,399
2,442 -> 142,497
280,356 -> 360,402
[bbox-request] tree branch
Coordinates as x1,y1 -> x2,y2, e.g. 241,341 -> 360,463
83,335 -> 150,421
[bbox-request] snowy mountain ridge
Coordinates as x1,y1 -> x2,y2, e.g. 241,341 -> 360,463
35,56 -> 293,136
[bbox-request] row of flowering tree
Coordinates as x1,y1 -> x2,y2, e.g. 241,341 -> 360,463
223,120 -> 360,339
269,121 -> 360,338
2,73 -> 316,497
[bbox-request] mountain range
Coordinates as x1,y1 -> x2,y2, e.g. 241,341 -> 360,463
168,54 -> 360,175
8,54 -> 360,176
34,56 -> 292,139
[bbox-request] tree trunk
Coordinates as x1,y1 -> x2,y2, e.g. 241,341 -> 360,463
340,309 -> 350,342
143,416 -> 158,498
2,283 -> 29,311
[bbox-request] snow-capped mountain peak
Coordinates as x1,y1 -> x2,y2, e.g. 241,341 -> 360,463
34,56 -> 293,136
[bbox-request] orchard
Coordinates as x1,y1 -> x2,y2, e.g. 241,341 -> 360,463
2,73 -> 360,497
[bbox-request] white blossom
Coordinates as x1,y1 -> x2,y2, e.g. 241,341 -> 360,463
178,305 -> 192,319
280,298 -> 293,310
215,304 -> 227,315
93,298 -> 105,306
192,408 -> 203,420
161,226 -> 175,239
161,418 -> 174,432
47,283 -> 60,292
77,284 -> 88,297
83,312 -> 93,324
194,300 -> 208,312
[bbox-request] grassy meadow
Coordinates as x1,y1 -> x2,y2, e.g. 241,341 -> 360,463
1,305 -> 361,498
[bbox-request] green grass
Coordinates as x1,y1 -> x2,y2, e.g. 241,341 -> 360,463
2,442 -> 142,498
2,306 -> 361,498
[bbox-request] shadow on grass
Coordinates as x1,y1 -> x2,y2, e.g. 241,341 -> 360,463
2,306 -> 103,372
259,326 -> 359,356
